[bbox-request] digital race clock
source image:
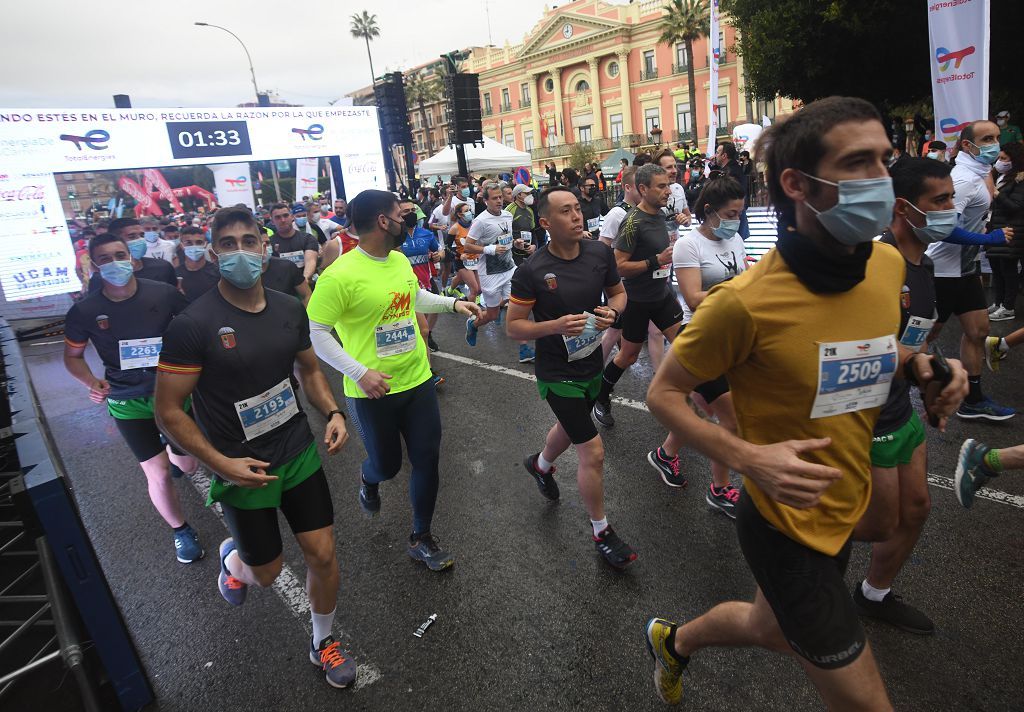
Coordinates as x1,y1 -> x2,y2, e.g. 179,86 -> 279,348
165,120 -> 253,160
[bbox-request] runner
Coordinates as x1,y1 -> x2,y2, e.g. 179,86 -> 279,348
306,189 -> 482,572
597,165 -> 640,362
88,218 -> 176,292
176,226 -> 220,302
269,202 -> 319,284
463,184 -> 516,346
154,206 -> 356,689
655,149 -> 692,234
955,438 -> 1021,507
506,184 -> 538,363
399,198 -> 443,353
578,175 -> 607,238
641,96 -> 967,709
260,228 -> 312,305
445,203 -> 481,303
63,232 -> 202,564
507,186 -> 635,569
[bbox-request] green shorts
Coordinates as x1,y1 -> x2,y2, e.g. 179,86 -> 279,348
870,411 -> 926,468
536,374 -> 602,401
207,441 -> 322,510
106,395 -> 191,420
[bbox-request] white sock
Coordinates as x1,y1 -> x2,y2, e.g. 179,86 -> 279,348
591,517 -> 609,537
537,452 -> 554,473
311,607 -> 336,647
861,580 -> 890,603
998,338 -> 1010,353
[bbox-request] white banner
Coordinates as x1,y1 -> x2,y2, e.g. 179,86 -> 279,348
294,157 -> 319,202
706,0 -> 721,157
928,0 -> 990,146
211,163 -> 256,210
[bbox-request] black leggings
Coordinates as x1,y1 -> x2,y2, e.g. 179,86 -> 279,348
990,255 -> 1021,309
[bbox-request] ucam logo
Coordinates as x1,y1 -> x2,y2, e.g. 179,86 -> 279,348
935,45 -> 974,72
291,123 -> 324,141
225,176 -> 248,187
58,129 -> 110,151
940,117 -> 970,141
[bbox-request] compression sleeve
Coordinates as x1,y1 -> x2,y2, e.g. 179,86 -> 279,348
415,289 -> 456,314
308,320 -> 368,383
945,226 -> 1007,246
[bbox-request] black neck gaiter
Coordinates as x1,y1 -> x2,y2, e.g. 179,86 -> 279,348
774,211 -> 872,293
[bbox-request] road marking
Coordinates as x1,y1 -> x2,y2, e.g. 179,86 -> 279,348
435,351 -> 1024,511
28,339 -> 64,346
186,467 -> 382,689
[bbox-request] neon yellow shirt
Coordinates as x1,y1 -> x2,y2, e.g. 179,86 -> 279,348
307,247 -> 431,398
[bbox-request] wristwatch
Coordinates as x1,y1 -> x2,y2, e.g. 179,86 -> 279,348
327,409 -> 347,421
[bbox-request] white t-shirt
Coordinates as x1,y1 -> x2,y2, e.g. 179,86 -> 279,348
429,204 -> 450,243
447,194 -> 474,218
467,209 -> 514,277
317,217 -> 341,239
599,204 -> 630,244
672,228 -> 747,323
925,158 -> 991,277
145,239 -> 177,263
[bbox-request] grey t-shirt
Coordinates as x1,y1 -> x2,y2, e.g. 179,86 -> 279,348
468,209 -> 515,276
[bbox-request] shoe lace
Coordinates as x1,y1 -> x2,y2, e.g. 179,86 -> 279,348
319,641 -> 348,669
415,533 -> 441,554
661,451 -> 680,476
723,485 -> 740,503
224,575 -> 244,590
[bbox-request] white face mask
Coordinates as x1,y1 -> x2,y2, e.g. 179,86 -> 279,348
523,194 -> 535,206
995,158 -> 1013,175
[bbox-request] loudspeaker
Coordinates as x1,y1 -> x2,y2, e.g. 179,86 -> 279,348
445,73 -> 483,144
374,72 -> 411,146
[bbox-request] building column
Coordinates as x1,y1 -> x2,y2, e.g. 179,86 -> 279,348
587,57 -> 604,139
550,67 -> 564,143
529,73 -> 542,153
616,50 -> 633,135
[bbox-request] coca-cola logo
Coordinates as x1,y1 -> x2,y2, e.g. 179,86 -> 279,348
0,185 -> 45,201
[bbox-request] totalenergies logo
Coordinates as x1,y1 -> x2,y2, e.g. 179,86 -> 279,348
291,124 -> 324,141
939,117 -> 970,141
935,45 -> 974,72
59,129 -> 110,151
225,176 -> 248,187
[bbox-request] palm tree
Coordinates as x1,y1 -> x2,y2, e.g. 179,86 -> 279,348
405,72 -> 443,154
350,11 -> 380,86
659,0 -> 710,150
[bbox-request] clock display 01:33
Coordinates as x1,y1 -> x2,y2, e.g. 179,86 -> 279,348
165,120 -> 253,159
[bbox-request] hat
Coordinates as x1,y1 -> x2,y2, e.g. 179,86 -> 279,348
291,203 -> 306,215
511,184 -> 534,198
996,110 -> 1010,118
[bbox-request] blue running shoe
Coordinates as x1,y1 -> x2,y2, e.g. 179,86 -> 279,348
173,524 -> 204,563
217,538 -> 247,606
358,481 -> 380,518
518,344 -> 535,363
956,397 -> 1016,422
310,635 -> 357,689
465,317 -> 478,346
955,438 -> 998,508
408,532 -> 454,571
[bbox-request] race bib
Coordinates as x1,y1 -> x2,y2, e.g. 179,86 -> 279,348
652,265 -> 671,279
563,312 -> 603,362
899,315 -> 935,349
234,378 -> 299,441
497,234 -> 513,247
280,250 -> 304,266
520,230 -> 533,245
586,217 -> 600,233
118,337 -> 161,370
811,336 -> 898,419
375,318 -> 416,358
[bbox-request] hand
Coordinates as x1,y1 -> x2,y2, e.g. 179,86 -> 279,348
495,245 -> 510,255
218,457 -> 277,489
680,209 -> 692,226
527,244 -> 536,254
454,300 -> 482,319
745,438 -> 843,508
513,238 -> 525,250
657,246 -> 674,265
1004,227 -> 1015,241
88,379 -> 110,404
357,369 -> 392,399
553,313 -> 589,337
912,354 -> 968,432
593,306 -> 616,330
324,414 -> 349,455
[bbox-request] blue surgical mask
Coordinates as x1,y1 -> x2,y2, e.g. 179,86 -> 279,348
461,187 -> 471,198
143,230 -> 160,243
183,245 -> 207,261
904,201 -> 957,244
926,151 -> 940,160
802,173 -> 895,246
970,141 -> 1000,165
261,249 -> 270,266
217,250 -> 263,289
97,260 -> 134,286
709,209 -> 741,240
295,216 -> 308,228
126,238 -> 147,260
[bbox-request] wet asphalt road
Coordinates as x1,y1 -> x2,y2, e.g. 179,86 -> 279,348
19,307 -> 1024,712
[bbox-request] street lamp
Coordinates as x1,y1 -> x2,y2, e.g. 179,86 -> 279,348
194,22 -> 261,104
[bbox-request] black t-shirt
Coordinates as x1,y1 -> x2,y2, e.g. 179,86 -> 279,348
158,287 -> 313,468
509,203 -> 536,260
89,257 -> 176,293
579,195 -> 605,236
65,279 -> 188,399
270,230 -> 318,270
510,240 -> 620,382
724,160 -> 748,198
261,256 -> 304,298
176,261 -> 220,302
613,207 -> 671,301
875,231 -> 937,436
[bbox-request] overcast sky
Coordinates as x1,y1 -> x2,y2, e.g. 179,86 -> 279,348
0,0 -> 575,109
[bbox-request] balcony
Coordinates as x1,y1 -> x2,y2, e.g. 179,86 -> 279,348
519,99 -> 531,109
529,133 -> 646,161
483,106 -> 493,116
500,102 -> 512,113
640,68 -> 658,81
671,63 -> 689,75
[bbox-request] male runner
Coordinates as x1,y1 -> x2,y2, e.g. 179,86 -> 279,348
260,229 -> 312,305
398,199 -> 443,352
64,233 -> 201,563
269,202 -> 319,283
506,184 -> 538,363
176,226 -> 219,302
306,189 -> 481,572
155,207 -> 356,688
463,183 -> 516,346
507,187 -> 635,569
655,149 -> 692,234
88,218 -> 176,292
642,96 -> 967,709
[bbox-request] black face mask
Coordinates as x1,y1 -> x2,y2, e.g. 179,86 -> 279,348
384,216 -> 405,248
774,210 -> 872,293
403,212 -> 418,229
585,186 -> 597,196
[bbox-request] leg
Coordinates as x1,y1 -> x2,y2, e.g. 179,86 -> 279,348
958,308 -> 988,383
348,395 -> 404,485
1007,325 -> 1024,349
574,435 -> 606,521
399,382 -> 442,536
867,442 -> 930,590
220,503 -> 285,587
281,469 -> 338,615
114,416 -> 187,528
600,326 -> 622,363
1005,257 -> 1020,310
991,256 -> 1007,307
540,421 -> 573,465
674,587 -> 792,657
708,392 -> 739,490
852,463 -> 900,543
646,321 -> 666,372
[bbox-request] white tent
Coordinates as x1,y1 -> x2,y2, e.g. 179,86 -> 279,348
418,136 -> 532,176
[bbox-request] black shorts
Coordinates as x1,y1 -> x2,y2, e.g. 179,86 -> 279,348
221,468 -> 335,567
545,392 -> 599,445
935,275 -> 987,323
621,292 -> 684,343
113,417 -> 186,462
735,493 -> 865,670
693,374 -> 729,404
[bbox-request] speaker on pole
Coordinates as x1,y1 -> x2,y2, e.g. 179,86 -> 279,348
445,73 -> 483,145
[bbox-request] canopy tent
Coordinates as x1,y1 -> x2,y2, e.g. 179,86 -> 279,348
418,136 -> 532,177
600,147 -> 636,175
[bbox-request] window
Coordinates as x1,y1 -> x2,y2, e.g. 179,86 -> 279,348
426,110 -> 433,127
520,83 -> 531,105
756,99 -> 776,121
524,130 -> 534,151
504,132 -> 516,149
575,79 -> 590,93
675,103 -> 692,134
610,113 -> 623,140
645,107 -> 660,134
607,60 -> 619,78
719,30 -> 727,61
483,93 -> 492,113
643,50 -> 656,75
546,117 -> 558,145
578,125 -> 592,142
501,88 -> 510,110
544,77 -> 554,93
675,43 -> 688,70
716,95 -> 728,127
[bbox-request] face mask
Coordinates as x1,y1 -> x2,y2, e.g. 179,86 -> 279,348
217,250 -> 263,289
295,216 -> 308,228
168,237 -> 180,247
523,194 -> 535,207
903,201 -> 957,244
969,141 -> 1000,165
403,212 -> 419,228
995,158 -> 1013,175
585,186 -> 597,196
927,151 -> 940,160
143,230 -> 160,243
261,249 -> 270,266
924,133 -> 933,141
457,215 -> 472,227
383,215 -> 405,248
97,260 -> 134,286
183,245 -> 207,261
709,209 -> 741,240
461,187 -> 471,198
802,173 -> 895,246
997,119 -> 1007,127
126,237 -> 147,260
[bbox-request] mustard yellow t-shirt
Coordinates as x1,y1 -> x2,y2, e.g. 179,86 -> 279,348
672,243 -> 905,555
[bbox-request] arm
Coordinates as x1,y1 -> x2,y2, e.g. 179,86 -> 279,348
441,190 -> 454,216
62,342 -> 109,403
308,319 -> 391,399
295,279 -> 312,307
293,346 -> 347,454
319,238 -> 340,272
302,249 -> 317,281
615,247 -> 670,278
415,289 -> 456,313
505,301 -> 589,340
945,226 -> 1009,246
675,266 -> 707,311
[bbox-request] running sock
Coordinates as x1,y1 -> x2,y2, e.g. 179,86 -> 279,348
591,518 -> 609,538
665,624 -> 690,665
172,522 -> 190,532
537,452 -> 554,473
983,449 -> 1003,474
311,608 -> 336,649
599,361 -> 625,401
966,376 -> 982,404
997,338 -> 1010,354
861,580 -> 890,603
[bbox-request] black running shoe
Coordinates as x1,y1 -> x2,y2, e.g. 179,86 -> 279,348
358,481 -> 380,518
523,453 -> 559,500
592,397 -> 615,427
852,584 -> 934,635
593,526 -> 637,569
647,447 -> 687,488
427,333 -> 439,352
408,532 -> 454,571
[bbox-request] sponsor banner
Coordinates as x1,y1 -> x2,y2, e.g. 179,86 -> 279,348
706,0 -> 720,157
928,0 -> 990,145
294,157 -> 319,201
211,163 -> 256,210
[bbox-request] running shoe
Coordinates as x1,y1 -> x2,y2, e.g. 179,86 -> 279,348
217,538 -> 247,606
989,306 -> 1016,322
465,317 -> 478,346
427,333 -> 439,352
852,585 -> 934,635
647,448 -> 686,488
593,526 -> 637,569
985,335 -> 1008,373
705,483 -> 740,518
956,397 -> 1016,421
358,481 -> 381,518
408,532 -> 454,571
523,453 -> 559,500
644,617 -> 687,704
518,344 -> 536,363
173,524 -> 204,563
444,286 -> 462,299
988,303 -> 1000,314
592,396 -> 615,427
310,635 -> 357,689
954,438 -> 997,508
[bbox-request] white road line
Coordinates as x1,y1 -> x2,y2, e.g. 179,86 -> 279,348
186,467 -> 382,689
28,339 -> 64,346
435,351 -> 1024,511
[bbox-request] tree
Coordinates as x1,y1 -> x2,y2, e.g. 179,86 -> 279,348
405,72 -> 443,154
568,142 -> 598,173
659,0 -> 709,150
350,11 -> 380,86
